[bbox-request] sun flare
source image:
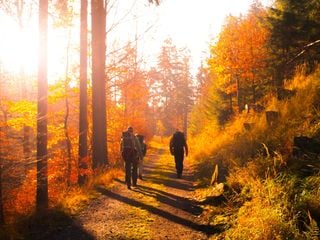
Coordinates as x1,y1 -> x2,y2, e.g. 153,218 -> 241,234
0,16 -> 38,75
0,14 -> 72,82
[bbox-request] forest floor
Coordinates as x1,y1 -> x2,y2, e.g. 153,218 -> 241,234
25,144 -> 226,240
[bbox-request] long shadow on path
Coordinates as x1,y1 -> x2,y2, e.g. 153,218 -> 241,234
133,184 -> 203,216
96,187 -> 221,235
114,178 -> 201,215
142,161 -> 195,191
142,175 -> 194,191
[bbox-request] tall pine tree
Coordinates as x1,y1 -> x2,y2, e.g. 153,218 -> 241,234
91,0 -> 108,169
36,0 -> 48,213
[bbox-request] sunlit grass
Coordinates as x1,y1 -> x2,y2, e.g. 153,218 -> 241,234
57,187 -> 97,215
120,205 -> 153,240
87,168 -> 123,189
191,66 -> 320,238
58,168 -> 122,215
224,169 -> 299,238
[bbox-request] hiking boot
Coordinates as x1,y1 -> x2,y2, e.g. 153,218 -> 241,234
139,175 -> 143,180
127,185 -> 131,190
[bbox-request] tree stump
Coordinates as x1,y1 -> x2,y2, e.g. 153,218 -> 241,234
293,136 -> 320,157
265,111 -> 279,126
277,88 -> 296,100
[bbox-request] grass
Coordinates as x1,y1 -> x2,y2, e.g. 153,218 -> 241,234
58,168 -> 123,215
223,172 -> 299,239
190,67 -> 320,239
121,206 -> 154,240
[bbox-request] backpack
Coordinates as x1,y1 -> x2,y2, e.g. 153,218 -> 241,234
171,131 -> 185,149
136,134 -> 147,156
121,131 -> 135,158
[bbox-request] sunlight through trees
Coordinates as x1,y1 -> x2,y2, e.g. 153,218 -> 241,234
1,1 -> 320,239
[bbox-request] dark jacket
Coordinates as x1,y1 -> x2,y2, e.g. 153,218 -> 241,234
169,131 -> 188,156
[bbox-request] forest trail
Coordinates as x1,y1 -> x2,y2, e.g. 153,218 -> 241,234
47,144 -> 220,240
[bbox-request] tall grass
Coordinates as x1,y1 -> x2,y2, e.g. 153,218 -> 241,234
190,67 -> 320,238
58,168 -> 122,215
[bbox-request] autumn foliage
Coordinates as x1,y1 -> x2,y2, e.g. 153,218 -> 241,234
1,0 -> 320,239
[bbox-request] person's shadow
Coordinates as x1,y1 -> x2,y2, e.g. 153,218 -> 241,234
114,178 -> 203,216
134,184 -> 203,215
96,186 -> 222,236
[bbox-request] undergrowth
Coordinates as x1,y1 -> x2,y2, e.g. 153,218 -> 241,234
0,168 -> 122,239
190,67 -> 320,239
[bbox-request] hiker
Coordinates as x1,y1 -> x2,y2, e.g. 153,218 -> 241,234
136,134 -> 147,180
169,130 -> 188,178
120,126 -> 143,189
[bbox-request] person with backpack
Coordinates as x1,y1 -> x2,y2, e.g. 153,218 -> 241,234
169,130 -> 188,178
135,134 -> 147,180
120,126 -> 143,189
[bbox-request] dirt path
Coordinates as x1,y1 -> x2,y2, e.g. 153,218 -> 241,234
50,146 -> 220,240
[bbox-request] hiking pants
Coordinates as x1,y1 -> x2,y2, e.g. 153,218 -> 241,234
124,158 -> 138,187
173,149 -> 184,176
138,158 -> 144,177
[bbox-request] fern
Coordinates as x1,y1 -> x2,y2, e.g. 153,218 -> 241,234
305,211 -> 320,240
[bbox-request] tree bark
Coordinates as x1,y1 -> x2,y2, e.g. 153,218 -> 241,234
64,100 -> 72,187
63,27 -> 73,187
236,75 -> 241,113
183,109 -> 188,139
0,160 -> 3,225
0,109 -> 7,225
91,0 -> 108,169
36,0 -> 48,213
78,0 -> 88,185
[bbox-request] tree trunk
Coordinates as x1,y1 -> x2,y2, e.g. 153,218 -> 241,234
0,160 -> 3,225
64,77 -> 72,187
64,29 -> 73,187
0,117 -> 7,225
21,73 -> 32,174
14,0 -> 32,175
91,0 -> 108,169
78,0 -> 88,185
252,77 -> 256,104
23,125 -> 32,174
183,108 -> 188,138
0,102 -> 7,223
64,98 -> 72,187
236,75 -> 241,113
250,45 -> 256,105
0,104 -> 8,224
36,0 -> 48,213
